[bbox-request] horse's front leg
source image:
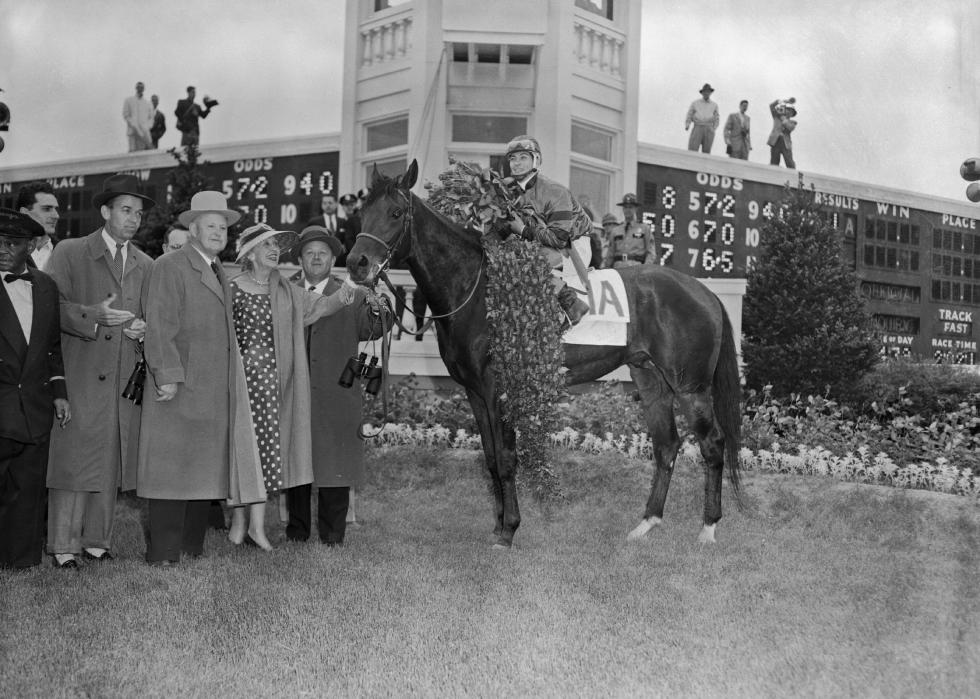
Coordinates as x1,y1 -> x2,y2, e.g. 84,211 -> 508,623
466,388 -> 520,548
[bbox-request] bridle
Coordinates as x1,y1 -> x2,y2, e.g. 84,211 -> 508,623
354,187 -> 484,334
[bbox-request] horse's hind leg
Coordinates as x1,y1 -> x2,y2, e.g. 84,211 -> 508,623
627,367 -> 682,541
678,390 -> 726,544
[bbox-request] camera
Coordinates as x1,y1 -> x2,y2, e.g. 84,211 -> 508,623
203,96 -> 219,109
338,351 -> 367,388
363,356 -> 383,396
122,357 -> 147,405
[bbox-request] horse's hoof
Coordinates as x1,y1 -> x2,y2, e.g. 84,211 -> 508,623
697,524 -> 717,544
626,516 -> 661,541
491,537 -> 512,550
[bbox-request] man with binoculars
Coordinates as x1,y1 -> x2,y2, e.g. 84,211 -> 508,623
285,225 -> 391,546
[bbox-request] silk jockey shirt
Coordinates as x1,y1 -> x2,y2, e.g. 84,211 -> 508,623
513,172 -> 593,252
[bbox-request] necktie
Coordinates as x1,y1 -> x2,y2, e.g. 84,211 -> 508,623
309,285 -> 317,292
329,215 -> 335,232
110,243 -> 124,280
211,260 -> 221,279
3,271 -> 32,283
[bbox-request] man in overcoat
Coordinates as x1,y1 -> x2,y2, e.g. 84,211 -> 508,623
45,174 -> 154,568
285,226 -> 390,545
0,210 -> 70,569
137,191 -> 262,565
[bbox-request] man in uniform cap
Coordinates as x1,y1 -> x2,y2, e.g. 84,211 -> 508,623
685,83 -> 720,154
604,193 -> 657,269
0,209 -> 70,568
45,174 -> 155,568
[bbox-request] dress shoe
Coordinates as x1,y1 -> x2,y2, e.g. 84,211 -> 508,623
243,534 -> 274,551
147,559 -> 176,567
82,549 -> 114,562
53,556 -> 79,570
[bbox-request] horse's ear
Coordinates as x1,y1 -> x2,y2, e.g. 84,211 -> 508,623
403,159 -> 419,190
370,163 -> 384,188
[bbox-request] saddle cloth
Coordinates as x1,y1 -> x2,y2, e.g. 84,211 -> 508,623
561,267 -> 630,346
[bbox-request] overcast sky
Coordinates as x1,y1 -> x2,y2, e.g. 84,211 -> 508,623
1,0 -> 977,202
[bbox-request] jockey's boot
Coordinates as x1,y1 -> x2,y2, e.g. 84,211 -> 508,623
557,284 -> 590,327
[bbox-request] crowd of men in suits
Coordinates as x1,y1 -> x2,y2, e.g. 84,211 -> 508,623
0,174 -> 386,569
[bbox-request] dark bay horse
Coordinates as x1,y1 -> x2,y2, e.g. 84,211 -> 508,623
348,161 -> 742,547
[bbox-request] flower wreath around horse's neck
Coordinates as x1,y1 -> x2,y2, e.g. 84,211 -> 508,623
425,158 -> 565,499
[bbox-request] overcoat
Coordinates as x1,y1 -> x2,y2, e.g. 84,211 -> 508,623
136,245 -> 264,503
45,230 -> 151,492
300,275 -> 387,488
230,269 -> 350,491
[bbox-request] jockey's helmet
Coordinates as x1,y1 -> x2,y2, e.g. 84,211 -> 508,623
505,135 -> 542,169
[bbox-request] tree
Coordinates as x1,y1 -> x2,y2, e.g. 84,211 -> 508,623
140,145 -> 224,258
742,176 -> 879,398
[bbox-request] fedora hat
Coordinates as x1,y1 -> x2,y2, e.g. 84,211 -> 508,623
0,207 -> 44,239
699,83 -> 715,94
178,191 -> 242,227
293,225 -> 346,259
616,193 -> 640,207
235,223 -> 299,263
92,173 -> 156,210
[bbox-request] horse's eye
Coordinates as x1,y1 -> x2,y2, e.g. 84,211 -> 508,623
392,208 -> 403,219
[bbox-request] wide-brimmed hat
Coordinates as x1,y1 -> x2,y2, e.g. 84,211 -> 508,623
292,225 -> 346,259
235,223 -> 298,262
699,83 -> 715,94
178,191 -> 242,227
0,208 -> 44,239
601,213 -> 619,226
616,193 -> 640,207
92,173 -> 157,210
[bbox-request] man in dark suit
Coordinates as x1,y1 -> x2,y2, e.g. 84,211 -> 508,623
0,209 -> 71,569
306,194 -> 352,268
149,94 -> 166,149
174,86 -> 213,148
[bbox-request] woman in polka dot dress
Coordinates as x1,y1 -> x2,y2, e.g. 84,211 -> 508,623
228,224 -> 355,550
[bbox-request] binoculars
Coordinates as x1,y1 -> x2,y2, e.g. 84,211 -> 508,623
122,357 -> 147,405
203,96 -> 219,108
338,351 -> 383,396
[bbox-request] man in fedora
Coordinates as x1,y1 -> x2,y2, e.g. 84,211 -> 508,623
137,191 -> 261,565
0,209 -> 70,569
685,83 -> 720,154
604,193 -> 656,269
285,226 -> 390,546
768,97 -> 798,169
45,174 -> 155,568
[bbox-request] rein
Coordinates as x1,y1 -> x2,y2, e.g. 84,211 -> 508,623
354,189 -> 485,336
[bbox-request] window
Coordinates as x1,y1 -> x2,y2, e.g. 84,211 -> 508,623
374,0 -> 409,11
576,0 -> 613,20
571,123 -> 613,161
570,165 -> 610,219
364,157 -> 408,184
452,115 -> 527,144
366,117 -> 408,152
450,43 -> 535,65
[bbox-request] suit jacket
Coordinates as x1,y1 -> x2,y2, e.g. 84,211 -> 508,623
150,109 -> 166,143
724,112 -> 751,153
306,213 -> 354,267
767,100 -> 796,149
45,231 -> 152,492
0,271 -> 66,444
137,246 -> 263,503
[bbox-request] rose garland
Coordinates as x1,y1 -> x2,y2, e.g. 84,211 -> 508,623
425,159 -> 565,499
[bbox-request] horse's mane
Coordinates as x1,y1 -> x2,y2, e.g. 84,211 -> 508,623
365,172 -> 484,252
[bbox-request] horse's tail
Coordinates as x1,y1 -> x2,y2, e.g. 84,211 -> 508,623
713,301 -> 743,507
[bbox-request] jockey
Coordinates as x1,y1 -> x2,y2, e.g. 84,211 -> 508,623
504,135 -> 592,326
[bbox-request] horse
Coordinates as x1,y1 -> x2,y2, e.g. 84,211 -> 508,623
348,160 -> 742,548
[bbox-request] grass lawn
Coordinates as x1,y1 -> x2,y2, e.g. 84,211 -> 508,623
1,447 -> 978,697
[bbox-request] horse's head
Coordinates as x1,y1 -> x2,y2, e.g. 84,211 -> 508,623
346,159 -> 419,286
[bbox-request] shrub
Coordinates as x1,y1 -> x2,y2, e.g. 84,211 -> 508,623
742,176 -> 880,397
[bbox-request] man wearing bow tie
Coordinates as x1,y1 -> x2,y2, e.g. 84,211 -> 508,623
0,209 -> 70,569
